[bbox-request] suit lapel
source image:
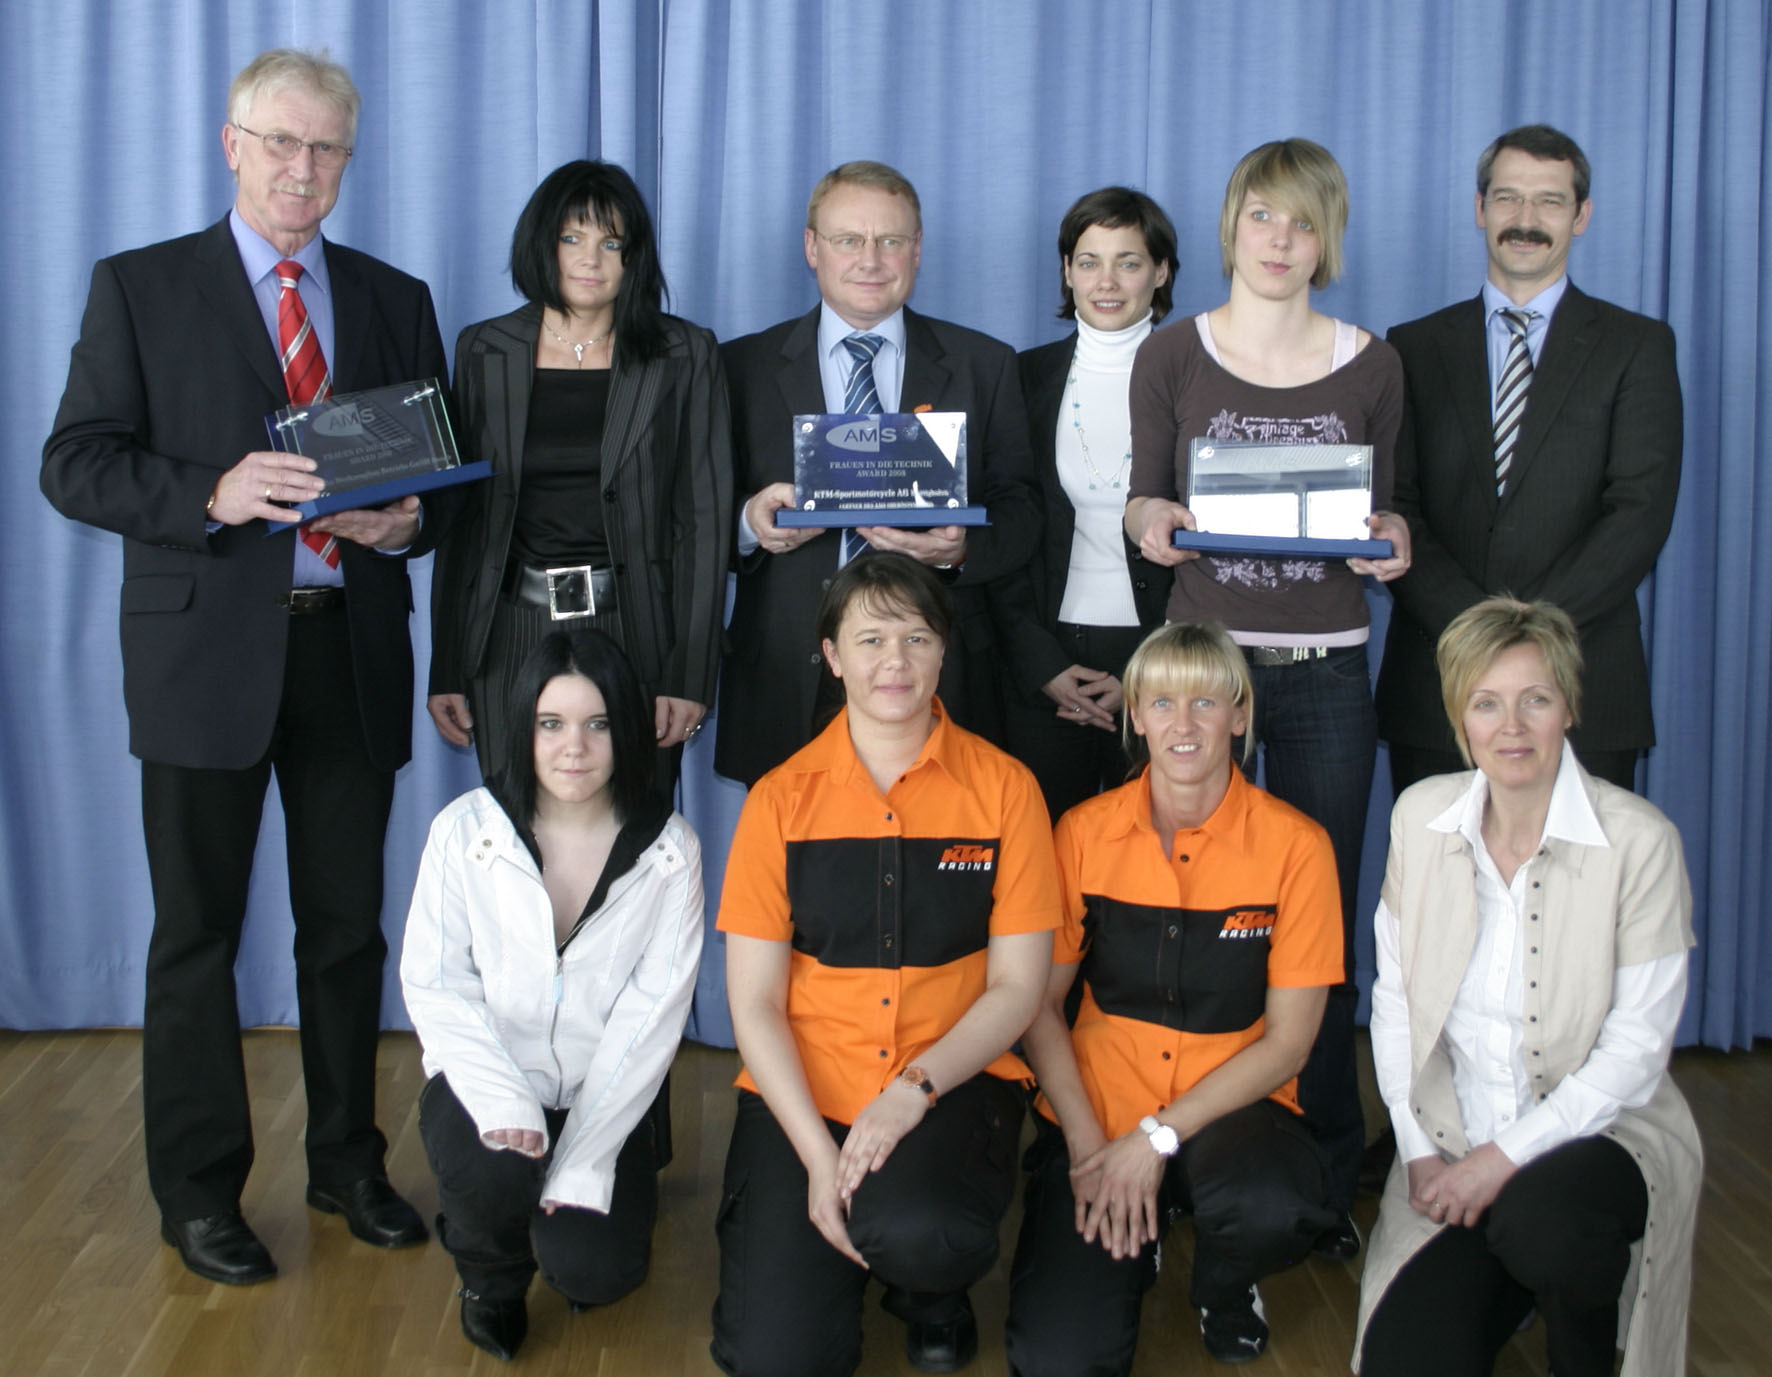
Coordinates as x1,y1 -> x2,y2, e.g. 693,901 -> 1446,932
1505,285 -> 1599,495
480,308 -> 538,489
1025,336 -> 1074,454
900,308 -> 952,410
1434,296 -> 1498,511
193,218 -> 285,402
602,351 -> 667,486
772,308 -> 825,416
323,241 -> 368,390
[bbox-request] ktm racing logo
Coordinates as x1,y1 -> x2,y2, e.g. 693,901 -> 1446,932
938,844 -> 996,872
1218,908 -> 1275,940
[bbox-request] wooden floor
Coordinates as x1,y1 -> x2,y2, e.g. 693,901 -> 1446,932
2,1030 -> 1768,1376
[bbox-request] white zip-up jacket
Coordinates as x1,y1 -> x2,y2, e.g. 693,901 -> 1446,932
400,788 -> 704,1213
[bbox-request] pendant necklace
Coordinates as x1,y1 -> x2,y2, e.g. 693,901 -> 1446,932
1068,369 -> 1131,489
544,316 -> 610,367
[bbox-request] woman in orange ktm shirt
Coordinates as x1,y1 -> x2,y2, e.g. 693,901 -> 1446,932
1005,621 -> 1343,1372
712,553 -> 1058,1377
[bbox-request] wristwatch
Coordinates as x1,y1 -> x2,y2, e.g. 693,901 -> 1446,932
1139,1114 -> 1180,1158
898,1064 -> 938,1106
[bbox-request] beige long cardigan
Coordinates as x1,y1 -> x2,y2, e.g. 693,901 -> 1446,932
1352,765 -> 1701,1377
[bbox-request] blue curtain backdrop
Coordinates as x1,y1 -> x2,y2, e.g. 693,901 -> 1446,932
3,1 -> 1767,1050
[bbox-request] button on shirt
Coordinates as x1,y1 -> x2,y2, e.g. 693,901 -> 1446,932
1372,742 -> 1688,1168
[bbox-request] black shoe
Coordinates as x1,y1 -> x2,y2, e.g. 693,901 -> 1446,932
1199,1285 -> 1268,1364
160,1211 -> 277,1285
1310,1210 -> 1361,1261
460,1289 -> 528,1361
306,1176 -> 428,1248
904,1300 -> 979,1373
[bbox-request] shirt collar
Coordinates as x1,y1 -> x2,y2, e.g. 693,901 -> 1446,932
788,696 -> 969,792
229,207 -> 331,295
1428,740 -> 1609,850
1098,763 -> 1257,857
1481,275 -> 1567,326
818,302 -> 906,369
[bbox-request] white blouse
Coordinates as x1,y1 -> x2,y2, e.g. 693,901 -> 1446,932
1371,743 -> 1687,1169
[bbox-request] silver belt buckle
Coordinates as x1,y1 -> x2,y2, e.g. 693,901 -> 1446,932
545,564 -> 598,620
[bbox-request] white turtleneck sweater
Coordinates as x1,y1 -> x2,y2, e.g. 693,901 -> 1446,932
1056,313 -> 1152,626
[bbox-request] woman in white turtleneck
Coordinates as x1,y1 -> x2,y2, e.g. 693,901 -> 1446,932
991,187 -> 1178,820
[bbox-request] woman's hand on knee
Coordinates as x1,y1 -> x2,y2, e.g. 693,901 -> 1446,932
485,1126 -> 546,1157
806,1149 -> 867,1266
1411,1144 -> 1515,1228
1073,1132 -> 1164,1259
836,1081 -> 928,1199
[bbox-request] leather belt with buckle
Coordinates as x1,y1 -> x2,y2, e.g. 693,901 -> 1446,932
276,586 -> 347,614
509,563 -> 617,620
1247,645 -> 1333,667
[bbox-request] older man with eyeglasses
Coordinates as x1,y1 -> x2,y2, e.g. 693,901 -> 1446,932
42,47 -> 446,1286
714,160 -> 1041,792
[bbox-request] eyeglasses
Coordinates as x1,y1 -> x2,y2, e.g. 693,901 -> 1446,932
1484,191 -> 1574,214
234,123 -> 353,169
814,230 -> 917,257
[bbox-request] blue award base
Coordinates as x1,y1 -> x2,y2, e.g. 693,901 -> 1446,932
1173,531 -> 1393,559
776,505 -> 989,529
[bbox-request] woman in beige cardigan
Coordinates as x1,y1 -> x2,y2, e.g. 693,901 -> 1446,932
1355,597 -> 1699,1377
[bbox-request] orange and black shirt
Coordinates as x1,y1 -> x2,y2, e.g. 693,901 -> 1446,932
719,702 -> 1062,1125
1041,766 -> 1343,1140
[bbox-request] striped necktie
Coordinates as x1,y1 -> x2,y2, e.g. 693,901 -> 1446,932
840,334 -> 886,564
1492,307 -> 1535,498
276,259 -> 340,568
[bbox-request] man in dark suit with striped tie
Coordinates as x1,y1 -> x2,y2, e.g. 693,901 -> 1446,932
42,48 -> 444,1285
1376,125 -> 1683,792
715,160 -> 1040,787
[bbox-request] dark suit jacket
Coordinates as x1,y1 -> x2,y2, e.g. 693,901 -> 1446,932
987,333 -> 1169,700
42,216 -> 448,771
714,306 -> 1039,786
1375,284 -> 1682,754
429,304 -> 732,706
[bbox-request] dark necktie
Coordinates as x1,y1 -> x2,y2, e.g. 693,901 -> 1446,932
276,259 -> 340,568
1492,307 -> 1535,498
840,333 -> 886,565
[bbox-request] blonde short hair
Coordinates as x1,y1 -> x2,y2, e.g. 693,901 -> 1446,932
1121,621 -> 1255,765
1436,597 -> 1584,763
1218,139 -> 1348,290
228,48 -> 361,144
806,160 -> 922,232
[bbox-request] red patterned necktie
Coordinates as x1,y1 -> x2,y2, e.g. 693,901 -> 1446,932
276,258 -> 340,568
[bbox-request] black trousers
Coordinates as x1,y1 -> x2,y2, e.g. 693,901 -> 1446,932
1001,622 -> 1147,823
710,1076 -> 1022,1377
418,1074 -> 659,1303
1361,1136 -> 1649,1377
1388,741 -> 1640,796
1004,1100 -> 1336,1377
140,606 -> 392,1222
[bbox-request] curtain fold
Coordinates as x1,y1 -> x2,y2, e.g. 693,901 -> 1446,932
3,0 -> 1766,1049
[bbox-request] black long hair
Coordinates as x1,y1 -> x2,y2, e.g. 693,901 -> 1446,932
488,630 -> 659,853
509,159 -> 671,362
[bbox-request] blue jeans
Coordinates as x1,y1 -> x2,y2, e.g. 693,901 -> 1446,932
1241,645 -> 1376,1210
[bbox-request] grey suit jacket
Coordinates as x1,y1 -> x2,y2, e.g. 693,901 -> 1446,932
1376,285 -> 1682,753
42,216 -> 448,771
429,303 -> 732,708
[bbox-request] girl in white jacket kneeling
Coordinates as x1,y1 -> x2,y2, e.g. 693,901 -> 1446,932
402,629 -> 703,1362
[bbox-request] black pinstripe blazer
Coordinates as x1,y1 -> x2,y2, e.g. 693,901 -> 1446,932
429,303 -> 732,706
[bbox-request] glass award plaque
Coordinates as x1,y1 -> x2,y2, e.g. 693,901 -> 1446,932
264,379 -> 489,521
775,411 -> 988,528
1176,439 -> 1392,559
